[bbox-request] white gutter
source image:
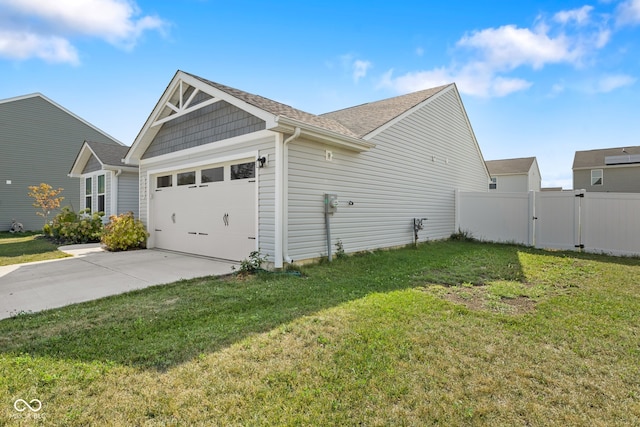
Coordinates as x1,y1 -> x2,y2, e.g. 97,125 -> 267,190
275,127 -> 301,267
273,116 -> 374,152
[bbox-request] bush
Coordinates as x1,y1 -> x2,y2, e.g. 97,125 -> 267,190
233,250 -> 269,275
450,228 -> 476,242
101,212 -> 149,251
46,207 -> 104,244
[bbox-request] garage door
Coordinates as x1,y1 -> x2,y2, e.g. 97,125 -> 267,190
151,158 -> 256,261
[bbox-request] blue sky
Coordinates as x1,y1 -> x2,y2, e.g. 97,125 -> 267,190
2,0 -> 639,188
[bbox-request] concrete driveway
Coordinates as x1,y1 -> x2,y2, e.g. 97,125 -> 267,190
0,244 -> 237,320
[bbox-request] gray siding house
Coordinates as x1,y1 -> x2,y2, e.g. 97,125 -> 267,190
573,146 -> 640,192
0,93 -> 122,231
486,157 -> 541,192
69,140 -> 139,221
124,70 -> 490,267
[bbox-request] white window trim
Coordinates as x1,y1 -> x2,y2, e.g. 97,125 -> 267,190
83,171 -> 110,215
84,176 -> 93,211
97,174 -> 106,213
591,169 -> 603,186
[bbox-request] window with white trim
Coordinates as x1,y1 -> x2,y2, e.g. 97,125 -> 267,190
591,169 -> 603,186
489,177 -> 497,190
85,177 -> 92,210
97,174 -> 105,212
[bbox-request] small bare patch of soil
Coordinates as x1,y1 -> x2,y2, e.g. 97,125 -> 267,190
436,285 -> 536,315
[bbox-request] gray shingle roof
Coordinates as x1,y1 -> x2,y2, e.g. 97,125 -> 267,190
86,140 -> 130,167
321,84 -> 451,138
185,71 -> 452,140
185,72 -> 360,139
485,157 -> 536,175
573,146 -> 640,169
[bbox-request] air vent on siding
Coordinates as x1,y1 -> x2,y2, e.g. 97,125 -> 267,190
604,154 -> 640,165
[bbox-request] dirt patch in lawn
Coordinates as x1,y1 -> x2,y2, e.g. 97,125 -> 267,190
433,285 -> 537,315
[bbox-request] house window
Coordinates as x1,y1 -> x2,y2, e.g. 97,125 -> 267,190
85,177 -> 92,210
489,177 -> 497,190
97,175 -> 105,213
230,162 -> 255,180
177,171 -> 196,186
591,169 -> 603,186
201,167 -> 224,183
157,175 -> 172,188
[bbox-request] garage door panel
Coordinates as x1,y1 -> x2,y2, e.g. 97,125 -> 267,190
150,159 -> 256,261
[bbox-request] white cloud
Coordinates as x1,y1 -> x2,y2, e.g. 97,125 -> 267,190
554,5 -> 594,25
353,60 -> 372,83
550,83 -> 566,96
0,30 -> 79,64
616,0 -> 640,26
457,24 -> 582,70
0,0 -> 166,64
379,7 -> 614,98
594,74 -> 636,92
379,65 -> 532,98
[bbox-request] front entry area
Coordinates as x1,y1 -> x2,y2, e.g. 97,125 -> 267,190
150,158 -> 257,261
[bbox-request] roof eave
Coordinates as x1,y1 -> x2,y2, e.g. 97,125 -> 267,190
273,116 -> 375,152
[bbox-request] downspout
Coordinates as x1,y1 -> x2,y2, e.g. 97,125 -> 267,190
112,169 -> 122,217
277,127 -> 300,267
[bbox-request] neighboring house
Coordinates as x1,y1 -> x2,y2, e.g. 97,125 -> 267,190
573,146 -> 640,192
68,140 -> 139,221
124,70 -> 490,267
0,93 -> 122,231
485,157 -> 541,192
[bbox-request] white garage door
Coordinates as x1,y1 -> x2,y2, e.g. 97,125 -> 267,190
151,158 -> 256,261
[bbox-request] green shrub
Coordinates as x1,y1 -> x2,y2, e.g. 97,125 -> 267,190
233,250 -> 269,275
46,207 -> 104,244
101,212 -> 149,251
450,228 -> 476,242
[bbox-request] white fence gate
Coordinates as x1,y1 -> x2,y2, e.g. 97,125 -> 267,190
455,190 -> 640,257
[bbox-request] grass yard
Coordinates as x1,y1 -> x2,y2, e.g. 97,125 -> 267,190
0,232 -> 70,266
0,240 -> 638,425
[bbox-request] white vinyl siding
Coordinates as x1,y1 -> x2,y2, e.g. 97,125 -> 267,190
491,174 -> 529,192
138,132 -> 276,256
117,172 -> 139,216
0,95 -> 121,231
286,87 -> 489,261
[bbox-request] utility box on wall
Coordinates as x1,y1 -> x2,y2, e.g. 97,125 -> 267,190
324,193 -> 338,214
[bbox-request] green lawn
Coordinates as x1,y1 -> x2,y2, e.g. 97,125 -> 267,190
0,241 -> 638,425
0,232 -> 70,266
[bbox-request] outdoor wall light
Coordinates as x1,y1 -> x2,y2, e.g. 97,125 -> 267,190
257,156 -> 267,168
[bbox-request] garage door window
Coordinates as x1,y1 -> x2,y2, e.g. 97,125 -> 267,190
231,162 -> 255,180
201,167 -> 224,183
157,175 -> 172,188
178,171 -> 196,186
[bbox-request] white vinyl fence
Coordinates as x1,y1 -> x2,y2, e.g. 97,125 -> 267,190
455,190 -> 640,257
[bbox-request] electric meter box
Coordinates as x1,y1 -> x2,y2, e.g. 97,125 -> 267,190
324,193 -> 338,214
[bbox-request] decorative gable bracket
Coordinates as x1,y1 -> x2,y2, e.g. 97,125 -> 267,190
152,80 -> 221,128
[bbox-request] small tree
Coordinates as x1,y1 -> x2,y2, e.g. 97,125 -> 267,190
27,183 -> 64,226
